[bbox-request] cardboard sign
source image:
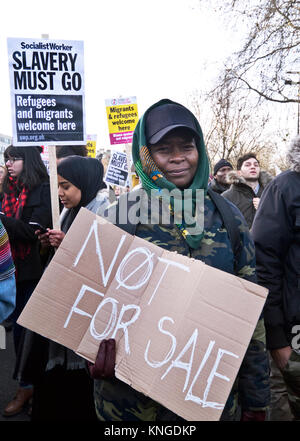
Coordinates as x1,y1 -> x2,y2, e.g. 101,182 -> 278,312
104,150 -> 129,187
7,38 -> 86,146
18,208 -> 268,421
105,96 -> 138,145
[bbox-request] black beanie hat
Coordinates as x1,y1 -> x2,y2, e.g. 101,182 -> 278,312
213,159 -> 233,175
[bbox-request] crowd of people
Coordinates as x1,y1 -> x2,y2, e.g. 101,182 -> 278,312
0,98 -> 299,422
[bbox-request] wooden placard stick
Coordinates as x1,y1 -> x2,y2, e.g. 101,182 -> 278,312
48,146 -> 60,230
39,34 -> 60,231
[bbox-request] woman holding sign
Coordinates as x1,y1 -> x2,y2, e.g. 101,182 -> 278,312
26,155 -> 109,421
1,145 -> 51,417
90,99 -> 270,422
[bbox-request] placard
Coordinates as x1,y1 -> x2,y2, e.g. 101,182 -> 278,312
7,38 -> 86,146
18,208 -> 268,421
105,96 -> 138,145
86,134 -> 97,158
104,150 -> 129,187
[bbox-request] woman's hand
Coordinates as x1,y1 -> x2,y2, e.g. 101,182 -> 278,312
35,229 -> 51,247
87,339 -> 116,379
47,229 -> 66,248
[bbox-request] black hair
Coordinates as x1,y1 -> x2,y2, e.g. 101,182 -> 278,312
56,145 -> 88,159
236,153 -> 259,170
3,145 -> 49,192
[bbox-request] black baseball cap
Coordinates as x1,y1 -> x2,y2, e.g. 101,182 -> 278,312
145,103 -> 199,144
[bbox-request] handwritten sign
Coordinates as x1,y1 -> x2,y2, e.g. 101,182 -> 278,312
105,96 -> 138,145
7,38 -> 86,146
18,208 -> 267,421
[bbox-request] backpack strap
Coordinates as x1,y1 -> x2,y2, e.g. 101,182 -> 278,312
207,188 -> 241,262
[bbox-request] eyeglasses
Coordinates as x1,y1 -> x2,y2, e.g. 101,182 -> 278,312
4,157 -> 23,164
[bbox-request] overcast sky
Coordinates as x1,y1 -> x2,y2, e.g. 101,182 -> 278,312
0,0 -> 243,147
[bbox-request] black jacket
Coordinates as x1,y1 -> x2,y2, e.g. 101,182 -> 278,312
208,178 -> 230,195
252,168 -> 300,349
222,171 -> 271,229
0,182 -> 52,283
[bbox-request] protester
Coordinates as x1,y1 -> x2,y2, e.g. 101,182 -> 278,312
56,144 -> 87,164
0,219 -> 16,323
1,164 -> 13,332
21,156 -> 109,421
222,153 -> 271,229
209,158 -> 233,194
0,145 -> 52,417
0,165 -> 7,211
252,135 -> 300,420
223,153 -> 288,421
114,185 -> 122,198
89,99 -> 270,421
49,156 -> 109,247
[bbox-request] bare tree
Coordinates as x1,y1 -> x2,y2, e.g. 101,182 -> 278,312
188,76 -> 274,170
208,0 -> 300,104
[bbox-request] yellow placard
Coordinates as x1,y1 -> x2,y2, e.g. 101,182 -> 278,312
86,140 -> 96,158
106,103 -> 138,134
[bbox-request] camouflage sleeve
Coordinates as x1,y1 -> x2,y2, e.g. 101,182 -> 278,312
238,317 -> 270,411
232,208 -> 256,284
230,206 -> 270,411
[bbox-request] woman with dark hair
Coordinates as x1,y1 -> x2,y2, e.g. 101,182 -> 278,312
56,144 -> 87,164
21,156 -> 109,421
89,99 -> 270,422
1,145 -> 52,417
48,155 -> 109,246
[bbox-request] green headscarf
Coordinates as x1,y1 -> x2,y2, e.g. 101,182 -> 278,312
132,99 -> 210,249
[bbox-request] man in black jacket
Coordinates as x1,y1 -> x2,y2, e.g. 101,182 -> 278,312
252,135 -> 300,420
209,158 -> 233,194
222,153 -> 270,229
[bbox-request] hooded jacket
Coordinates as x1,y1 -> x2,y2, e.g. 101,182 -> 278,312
208,177 -> 230,194
222,171 -> 272,229
252,140 -> 300,349
95,99 -> 270,421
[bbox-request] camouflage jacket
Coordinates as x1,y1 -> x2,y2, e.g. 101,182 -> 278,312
95,191 -> 270,421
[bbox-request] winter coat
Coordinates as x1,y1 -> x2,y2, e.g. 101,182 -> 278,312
94,189 -> 270,421
14,188 -> 110,384
252,152 -> 300,350
208,177 -> 230,194
0,182 -> 52,283
222,171 -> 272,229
